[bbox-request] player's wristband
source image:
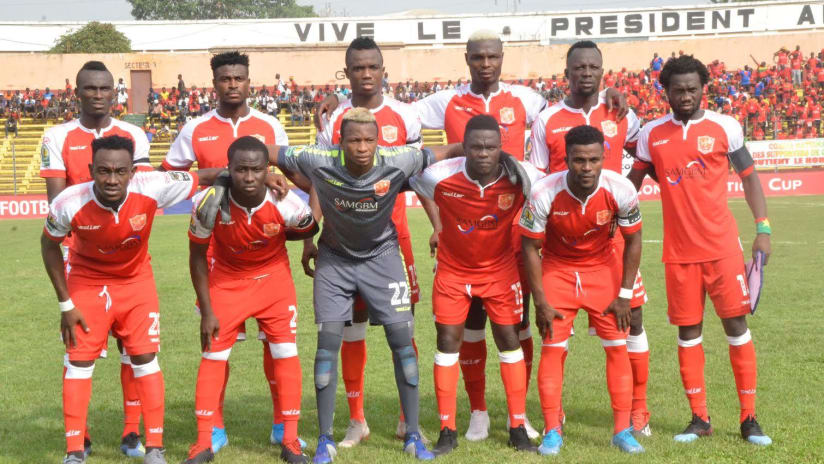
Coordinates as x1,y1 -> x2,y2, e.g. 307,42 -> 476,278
618,288 -> 633,299
755,218 -> 771,235
58,298 -> 75,312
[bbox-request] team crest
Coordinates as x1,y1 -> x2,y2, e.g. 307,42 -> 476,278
251,133 -> 266,143
498,193 -> 515,211
381,125 -> 398,144
263,223 -> 281,237
697,136 -> 715,155
129,214 -> 147,231
601,120 -> 618,138
499,107 -> 515,125
595,210 -> 612,226
374,179 -> 391,197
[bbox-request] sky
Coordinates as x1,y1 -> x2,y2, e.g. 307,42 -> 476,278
0,0 -> 706,21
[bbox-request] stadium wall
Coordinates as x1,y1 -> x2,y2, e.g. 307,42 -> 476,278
1,31 -> 823,91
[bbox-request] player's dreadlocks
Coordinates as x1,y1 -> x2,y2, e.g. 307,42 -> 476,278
659,55 -> 709,90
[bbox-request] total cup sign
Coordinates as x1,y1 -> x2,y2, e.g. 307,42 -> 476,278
0,195 -> 49,219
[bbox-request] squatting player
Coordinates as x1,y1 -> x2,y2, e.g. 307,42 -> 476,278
521,125 -> 645,455
529,40 -> 652,436
39,60 -> 153,458
408,115 -> 541,456
161,51 -> 293,452
312,37 -> 426,446
183,137 -> 317,464
258,108 -> 466,463
41,135 -> 225,464
630,55 -> 772,446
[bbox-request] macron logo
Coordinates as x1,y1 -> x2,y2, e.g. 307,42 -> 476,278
553,211 -> 570,216
125,400 -> 141,406
551,126 -> 572,134
198,135 -> 219,142
66,430 -> 81,437
346,391 -> 360,398
149,427 -> 164,434
685,388 -> 703,395
653,139 -> 669,147
195,410 -> 214,417
69,145 -> 88,151
281,409 -> 301,415
740,389 -> 757,394
442,191 -> 464,198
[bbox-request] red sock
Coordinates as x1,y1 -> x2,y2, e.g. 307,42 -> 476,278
537,341 -> 566,433
262,343 -> 282,424
64,363 -> 94,453
433,352 -> 459,430
499,349 -> 527,429
519,329 -> 534,391
194,357 -> 226,449
341,322 -> 367,422
627,330 -> 650,416
460,332 -> 487,412
727,330 -> 757,422
560,346 -> 568,422
603,342 -> 633,434
120,355 -> 141,437
272,348 -> 302,444
132,359 -> 165,449
678,337 -> 708,422
213,361 -> 229,429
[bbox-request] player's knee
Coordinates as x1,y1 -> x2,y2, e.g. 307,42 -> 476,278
491,324 -> 520,352
721,315 -> 748,337
129,352 -> 156,366
385,321 -> 418,386
677,323 -> 703,341
315,322 -> 344,389
130,356 -> 160,378
435,325 -> 462,353
269,342 -> 298,359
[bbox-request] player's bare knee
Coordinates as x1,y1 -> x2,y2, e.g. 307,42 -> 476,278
129,352 -> 156,365
435,323 -> 463,353
678,323 -> 703,340
68,359 -> 95,368
721,315 -> 748,337
490,323 -> 520,352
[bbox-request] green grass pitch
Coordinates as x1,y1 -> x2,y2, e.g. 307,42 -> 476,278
1,195 -> 823,463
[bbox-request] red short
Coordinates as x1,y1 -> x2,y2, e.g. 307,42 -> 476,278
541,261 -> 628,343
354,238 -> 418,312
432,273 -> 523,326
208,271 -> 298,352
66,278 -> 160,361
665,253 -> 751,326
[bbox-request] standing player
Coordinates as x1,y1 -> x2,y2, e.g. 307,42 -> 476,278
39,60 -> 152,459
408,115 -> 540,455
41,135 -> 223,464
161,51 -> 293,452
521,125 -> 645,455
312,37 -> 425,447
183,137 -> 317,464
259,109 -> 468,462
528,40 -> 651,436
630,55 -> 772,446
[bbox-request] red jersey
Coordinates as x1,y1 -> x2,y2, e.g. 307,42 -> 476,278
529,92 -> 640,174
413,82 -> 546,159
40,118 -> 152,185
636,111 -> 753,263
189,189 -> 314,284
44,171 -> 198,284
410,157 -> 542,281
162,108 -> 288,170
519,170 -> 642,270
317,96 -> 421,239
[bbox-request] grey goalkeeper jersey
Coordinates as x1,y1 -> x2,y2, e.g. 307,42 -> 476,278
277,144 -> 435,260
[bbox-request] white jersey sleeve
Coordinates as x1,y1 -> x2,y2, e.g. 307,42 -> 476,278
163,119 -> 197,170
395,100 -> 423,147
408,156 -> 463,200
603,171 -> 642,230
115,120 -> 152,167
412,89 -> 454,130
635,125 -> 652,163
528,112 -> 550,172
520,160 -> 544,186
275,190 -> 314,230
316,103 -> 346,147
39,124 -> 69,175
625,109 -> 641,146
519,173 -> 562,236
257,109 -> 289,146
133,171 -> 198,209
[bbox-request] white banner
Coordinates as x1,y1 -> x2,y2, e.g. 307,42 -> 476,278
0,1 -> 822,52
747,138 -> 824,168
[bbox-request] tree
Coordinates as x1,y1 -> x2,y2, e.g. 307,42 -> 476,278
127,0 -> 316,20
50,22 -> 131,53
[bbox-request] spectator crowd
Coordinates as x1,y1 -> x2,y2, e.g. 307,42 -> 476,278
2,45 -> 822,143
